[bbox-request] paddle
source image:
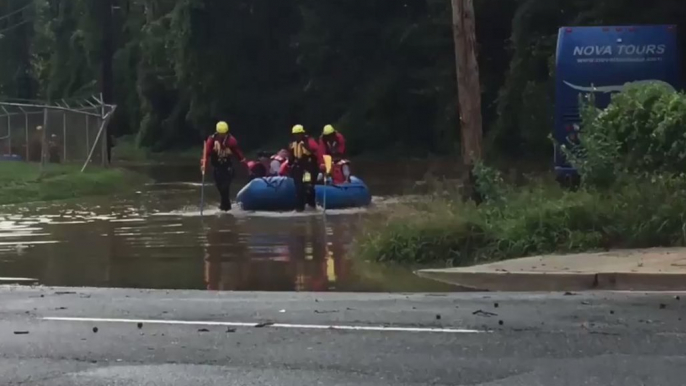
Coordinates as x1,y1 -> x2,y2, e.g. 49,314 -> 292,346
200,143 -> 207,216
323,155 -> 332,213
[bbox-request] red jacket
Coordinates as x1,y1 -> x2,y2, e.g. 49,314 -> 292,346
280,136 -> 322,175
202,134 -> 245,167
319,132 -> 346,158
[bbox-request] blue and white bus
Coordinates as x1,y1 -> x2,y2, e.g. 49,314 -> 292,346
553,25 -> 681,181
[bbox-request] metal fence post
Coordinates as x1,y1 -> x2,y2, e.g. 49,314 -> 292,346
41,108 -> 48,171
85,114 -> 90,159
1,106 -> 9,156
6,113 -> 10,156
62,111 -> 67,163
100,97 -> 107,167
22,108 -> 28,161
81,107 -> 115,172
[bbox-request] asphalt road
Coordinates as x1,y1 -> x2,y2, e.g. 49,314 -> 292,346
1,286 -> 685,385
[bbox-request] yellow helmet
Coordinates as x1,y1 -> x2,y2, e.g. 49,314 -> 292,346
323,124 -> 335,135
216,121 -> 229,134
292,124 -> 305,134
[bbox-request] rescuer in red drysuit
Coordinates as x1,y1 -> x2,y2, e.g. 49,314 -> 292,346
201,121 -> 246,211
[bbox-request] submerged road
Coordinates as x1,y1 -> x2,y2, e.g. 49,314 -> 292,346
1,287 -> 686,385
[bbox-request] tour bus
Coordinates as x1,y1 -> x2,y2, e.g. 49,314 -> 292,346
553,25 -> 681,184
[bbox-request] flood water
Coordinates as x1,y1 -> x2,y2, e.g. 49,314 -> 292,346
0,161 -> 457,292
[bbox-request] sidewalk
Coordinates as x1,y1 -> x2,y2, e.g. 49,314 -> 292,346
415,248 -> 686,291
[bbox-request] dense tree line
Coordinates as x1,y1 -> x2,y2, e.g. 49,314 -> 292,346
0,0 -> 684,157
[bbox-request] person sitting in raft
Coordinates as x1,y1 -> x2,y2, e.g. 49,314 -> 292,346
201,121 -> 247,211
247,151 -> 272,180
279,125 -> 322,212
269,149 -> 289,176
319,124 -> 351,184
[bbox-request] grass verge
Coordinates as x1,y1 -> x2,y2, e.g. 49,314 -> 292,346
355,174 -> 686,266
0,162 -> 147,205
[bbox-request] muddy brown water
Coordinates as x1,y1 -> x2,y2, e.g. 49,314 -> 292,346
0,162 -> 458,292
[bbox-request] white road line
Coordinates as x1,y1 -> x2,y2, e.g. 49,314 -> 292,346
42,316 -> 484,334
0,277 -> 37,281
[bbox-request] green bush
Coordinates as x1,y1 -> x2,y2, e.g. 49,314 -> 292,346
599,83 -> 686,173
356,174 -> 686,266
473,159 -> 510,203
563,83 -> 686,188
561,92 -> 621,189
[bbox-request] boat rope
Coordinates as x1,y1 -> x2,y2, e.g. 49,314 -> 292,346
261,177 -> 286,190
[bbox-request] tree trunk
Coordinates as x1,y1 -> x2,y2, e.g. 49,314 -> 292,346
451,0 -> 483,202
101,0 -> 114,105
101,0 -> 115,165
143,0 -> 157,23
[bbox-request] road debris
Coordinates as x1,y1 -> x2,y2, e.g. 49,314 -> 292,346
472,310 -> 498,317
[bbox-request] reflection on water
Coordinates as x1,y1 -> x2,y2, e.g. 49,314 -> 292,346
0,178 -> 452,292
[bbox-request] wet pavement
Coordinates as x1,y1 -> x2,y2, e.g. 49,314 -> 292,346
0,162 -> 454,292
2,288 -> 686,385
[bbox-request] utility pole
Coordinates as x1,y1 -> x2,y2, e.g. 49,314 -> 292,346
451,0 -> 483,201
101,0 -> 114,165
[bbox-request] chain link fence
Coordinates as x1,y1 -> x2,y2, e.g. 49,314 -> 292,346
0,97 -> 116,170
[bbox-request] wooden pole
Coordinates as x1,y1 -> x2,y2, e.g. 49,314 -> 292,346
451,0 -> 483,200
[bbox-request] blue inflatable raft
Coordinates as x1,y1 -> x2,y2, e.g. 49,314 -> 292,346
236,176 -> 372,211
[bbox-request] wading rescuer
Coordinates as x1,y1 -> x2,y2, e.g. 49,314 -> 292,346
280,125 -> 321,212
201,121 -> 246,211
319,124 -> 351,184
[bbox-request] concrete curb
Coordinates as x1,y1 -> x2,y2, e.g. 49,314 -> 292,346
415,270 -> 686,292
597,272 -> 686,291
